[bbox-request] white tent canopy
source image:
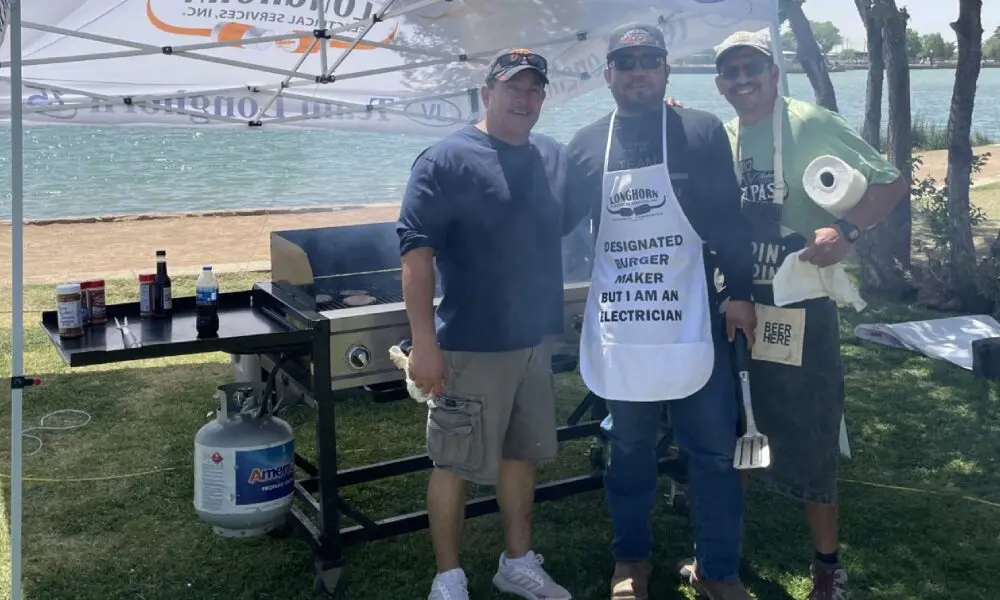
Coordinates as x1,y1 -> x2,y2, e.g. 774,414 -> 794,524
2,0 -> 778,133
1,0 -> 780,598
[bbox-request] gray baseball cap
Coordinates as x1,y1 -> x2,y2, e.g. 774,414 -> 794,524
714,30 -> 773,65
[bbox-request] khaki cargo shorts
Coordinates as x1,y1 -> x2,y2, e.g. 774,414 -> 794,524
425,343 -> 559,486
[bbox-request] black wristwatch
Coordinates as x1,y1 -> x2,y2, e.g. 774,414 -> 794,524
833,218 -> 861,244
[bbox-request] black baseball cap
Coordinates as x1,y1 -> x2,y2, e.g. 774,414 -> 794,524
485,49 -> 549,85
607,23 -> 668,57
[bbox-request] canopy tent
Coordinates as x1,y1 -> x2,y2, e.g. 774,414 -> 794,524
1,0 -> 782,597
2,0 -> 780,132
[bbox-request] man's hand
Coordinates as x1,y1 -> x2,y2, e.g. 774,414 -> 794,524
408,342 -> 446,396
666,97 -> 684,108
725,300 -> 757,346
799,226 -> 851,267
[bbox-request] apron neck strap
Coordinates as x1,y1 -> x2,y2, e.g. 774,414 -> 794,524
604,103 -> 670,172
733,95 -> 785,196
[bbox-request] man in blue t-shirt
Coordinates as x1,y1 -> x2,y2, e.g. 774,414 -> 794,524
396,50 -> 573,600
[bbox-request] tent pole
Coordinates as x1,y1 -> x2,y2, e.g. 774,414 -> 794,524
769,19 -> 788,95
9,0 -> 25,598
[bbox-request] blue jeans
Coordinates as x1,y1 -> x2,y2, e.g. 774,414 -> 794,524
601,319 -> 744,581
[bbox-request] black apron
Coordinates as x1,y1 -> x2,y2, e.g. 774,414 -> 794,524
734,121 -> 846,506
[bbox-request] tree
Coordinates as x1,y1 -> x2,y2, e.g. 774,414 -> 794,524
881,1 -> 914,271
922,32 -> 957,61
905,27 -> 923,62
780,20 -> 842,56
810,21 -> 844,54
781,27 -> 798,52
852,0 -> 913,297
945,0 -> 984,307
781,0 -> 839,112
984,27 -> 1000,61
854,0 -> 883,150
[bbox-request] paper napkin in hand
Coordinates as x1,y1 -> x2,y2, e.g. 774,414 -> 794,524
388,345 -> 435,404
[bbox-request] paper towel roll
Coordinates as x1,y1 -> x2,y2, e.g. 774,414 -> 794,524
802,155 -> 868,217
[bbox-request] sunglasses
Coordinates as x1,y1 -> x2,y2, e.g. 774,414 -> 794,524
609,53 -> 666,71
718,59 -> 771,81
494,50 -> 548,75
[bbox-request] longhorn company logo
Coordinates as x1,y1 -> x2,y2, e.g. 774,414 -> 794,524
607,187 -> 667,218
148,0 -> 398,53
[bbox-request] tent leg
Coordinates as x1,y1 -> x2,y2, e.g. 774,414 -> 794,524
9,1 -> 25,599
769,19 -> 789,95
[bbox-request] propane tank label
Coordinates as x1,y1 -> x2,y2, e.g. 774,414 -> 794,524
234,441 -> 295,506
194,440 -> 295,515
194,446 -> 231,513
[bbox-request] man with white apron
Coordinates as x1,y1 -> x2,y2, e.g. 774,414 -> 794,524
703,31 -> 907,600
563,23 -> 758,600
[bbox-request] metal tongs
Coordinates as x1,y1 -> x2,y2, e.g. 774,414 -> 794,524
114,316 -> 142,349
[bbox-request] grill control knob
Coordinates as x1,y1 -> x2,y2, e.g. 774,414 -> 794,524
346,345 -> 371,370
572,313 -> 584,333
397,338 -> 412,356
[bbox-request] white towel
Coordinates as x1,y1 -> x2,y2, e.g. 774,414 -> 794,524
388,345 -> 435,404
772,250 -> 867,312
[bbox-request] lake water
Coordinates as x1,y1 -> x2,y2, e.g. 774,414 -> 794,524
2,68 -> 999,220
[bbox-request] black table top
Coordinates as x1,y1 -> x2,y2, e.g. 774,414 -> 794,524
40,289 -> 314,367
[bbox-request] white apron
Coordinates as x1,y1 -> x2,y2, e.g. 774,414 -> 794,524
580,105 -> 715,402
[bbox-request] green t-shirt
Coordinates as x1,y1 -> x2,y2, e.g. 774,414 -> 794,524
724,96 -> 902,238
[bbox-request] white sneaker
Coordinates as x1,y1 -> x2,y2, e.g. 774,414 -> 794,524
492,551 -> 572,600
429,568 -> 469,600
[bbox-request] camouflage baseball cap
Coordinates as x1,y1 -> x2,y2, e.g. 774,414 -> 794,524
714,30 -> 774,65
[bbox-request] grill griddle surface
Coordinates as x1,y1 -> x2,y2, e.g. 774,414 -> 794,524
313,272 -> 404,311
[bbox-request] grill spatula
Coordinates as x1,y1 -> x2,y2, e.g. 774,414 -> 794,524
732,329 -> 771,470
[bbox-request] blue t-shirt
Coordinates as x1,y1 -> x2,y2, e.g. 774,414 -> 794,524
397,125 -> 567,353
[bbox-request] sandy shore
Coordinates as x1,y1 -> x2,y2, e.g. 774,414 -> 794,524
1,145 -> 998,285
0,203 -> 402,285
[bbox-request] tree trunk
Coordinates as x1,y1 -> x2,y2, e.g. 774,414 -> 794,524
882,1 -> 913,270
856,0 -> 884,149
784,1 -> 839,112
947,0 -> 983,306
853,0 -> 911,298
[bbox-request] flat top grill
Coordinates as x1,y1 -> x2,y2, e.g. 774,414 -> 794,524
311,271 -> 407,311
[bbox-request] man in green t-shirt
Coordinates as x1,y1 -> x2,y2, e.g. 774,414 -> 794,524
681,30 -> 907,600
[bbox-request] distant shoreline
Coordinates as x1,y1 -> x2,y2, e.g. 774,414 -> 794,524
0,201 -> 400,228
672,62 -> 1000,74
0,144 -> 995,233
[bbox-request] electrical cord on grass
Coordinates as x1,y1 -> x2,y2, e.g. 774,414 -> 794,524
21,409 -> 92,457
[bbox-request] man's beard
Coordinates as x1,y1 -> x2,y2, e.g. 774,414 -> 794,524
612,85 -> 666,115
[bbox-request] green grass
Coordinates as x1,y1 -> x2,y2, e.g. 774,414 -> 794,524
871,112 -> 996,152
0,273 -> 998,599
972,182 -> 1000,220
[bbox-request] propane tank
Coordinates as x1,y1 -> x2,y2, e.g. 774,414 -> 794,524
193,382 -> 294,538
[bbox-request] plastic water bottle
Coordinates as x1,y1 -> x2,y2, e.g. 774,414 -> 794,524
195,265 -> 219,337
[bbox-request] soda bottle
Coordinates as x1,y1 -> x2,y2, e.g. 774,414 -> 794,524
153,250 -> 172,318
195,265 -> 219,337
